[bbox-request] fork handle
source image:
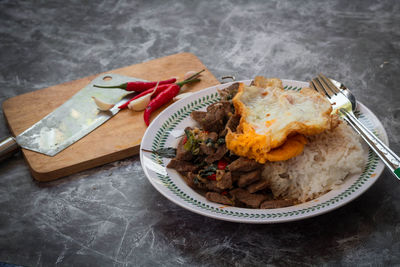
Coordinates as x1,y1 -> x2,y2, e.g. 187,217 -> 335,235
341,109 -> 400,179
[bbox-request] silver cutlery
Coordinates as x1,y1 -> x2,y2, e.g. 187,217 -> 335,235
310,74 -> 400,180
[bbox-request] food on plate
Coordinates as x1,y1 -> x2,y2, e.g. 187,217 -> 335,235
262,121 -> 365,203
226,76 -> 332,163
167,77 -> 365,209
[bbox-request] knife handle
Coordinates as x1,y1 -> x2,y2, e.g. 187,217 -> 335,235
0,136 -> 19,161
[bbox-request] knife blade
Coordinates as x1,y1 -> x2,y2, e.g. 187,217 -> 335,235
1,73 -> 145,158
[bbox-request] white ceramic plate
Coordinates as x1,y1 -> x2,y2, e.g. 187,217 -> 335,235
140,80 -> 387,223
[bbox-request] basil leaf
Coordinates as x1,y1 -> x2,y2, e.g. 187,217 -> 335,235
217,138 -> 225,145
141,148 -> 177,158
199,164 -> 217,177
183,129 -> 200,155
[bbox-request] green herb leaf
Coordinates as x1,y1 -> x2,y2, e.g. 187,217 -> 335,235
199,164 -> 217,178
217,138 -> 225,145
205,138 -> 214,145
183,129 -> 201,155
141,148 -> 176,158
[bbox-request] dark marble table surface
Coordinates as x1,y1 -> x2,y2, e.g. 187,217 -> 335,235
1,0 -> 400,266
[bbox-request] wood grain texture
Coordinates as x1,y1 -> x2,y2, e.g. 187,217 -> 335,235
2,53 -> 220,181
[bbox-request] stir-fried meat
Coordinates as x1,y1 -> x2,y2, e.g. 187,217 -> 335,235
181,172 -> 197,188
247,180 -> 269,193
216,171 -> 232,190
217,101 -> 234,117
230,188 -> 268,208
226,114 -> 241,132
167,159 -> 198,172
176,137 -> 193,161
207,132 -> 219,141
166,84 -> 299,209
206,180 -> 223,193
205,192 -> 232,205
227,157 -> 262,172
220,114 -> 241,137
205,144 -> 228,163
190,111 -> 207,125
200,143 -> 215,155
199,132 -> 218,155
190,101 -> 233,132
260,199 -> 294,209
218,83 -> 239,101
237,170 -> 261,188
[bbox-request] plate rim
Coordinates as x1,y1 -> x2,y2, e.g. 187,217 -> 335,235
140,80 -> 387,224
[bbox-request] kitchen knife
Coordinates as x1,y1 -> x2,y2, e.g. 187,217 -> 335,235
0,73 -> 144,160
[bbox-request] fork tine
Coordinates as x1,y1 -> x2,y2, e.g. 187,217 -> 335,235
318,73 -> 340,94
310,80 -> 318,92
316,75 -> 335,97
311,78 -> 330,98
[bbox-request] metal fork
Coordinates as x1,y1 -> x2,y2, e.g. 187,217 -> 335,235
311,74 -> 400,180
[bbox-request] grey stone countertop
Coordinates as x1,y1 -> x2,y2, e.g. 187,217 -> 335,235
1,0 -> 400,266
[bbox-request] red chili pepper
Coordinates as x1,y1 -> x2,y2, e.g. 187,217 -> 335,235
182,136 -> 188,145
221,191 -> 228,195
143,69 -> 205,126
217,159 -> 229,170
143,84 -> 181,126
93,78 -> 177,92
119,69 -> 205,110
207,174 -> 216,181
118,84 -> 172,109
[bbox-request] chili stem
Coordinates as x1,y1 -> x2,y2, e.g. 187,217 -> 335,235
184,69 -> 205,82
176,78 -> 200,87
93,83 -> 127,89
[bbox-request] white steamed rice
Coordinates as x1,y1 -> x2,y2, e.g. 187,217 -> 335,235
261,121 -> 366,203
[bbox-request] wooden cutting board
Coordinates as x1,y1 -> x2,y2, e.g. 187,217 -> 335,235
2,53 -> 220,181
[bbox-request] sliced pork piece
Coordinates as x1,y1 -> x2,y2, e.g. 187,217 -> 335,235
190,111 -> 207,124
205,192 -> 232,205
199,131 -> 219,155
217,101 -> 234,117
167,159 -> 197,172
181,172 -> 197,188
229,188 -> 268,208
205,144 -> 228,163
200,143 -> 215,155
226,114 -> 241,132
206,132 -> 219,142
216,172 -> 232,190
175,137 -> 193,161
218,83 -> 239,101
206,180 -> 223,193
247,179 -> 269,193
190,101 -> 233,132
237,170 -> 261,188
260,199 -> 294,209
227,157 -> 262,172
190,110 -> 222,132
219,113 -> 241,137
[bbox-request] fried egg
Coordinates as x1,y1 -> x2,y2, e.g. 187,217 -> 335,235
226,77 -> 332,163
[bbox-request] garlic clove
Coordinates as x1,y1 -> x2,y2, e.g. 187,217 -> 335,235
183,71 -> 198,80
173,92 -> 193,101
128,90 -> 154,111
128,82 -> 159,111
92,96 -> 114,111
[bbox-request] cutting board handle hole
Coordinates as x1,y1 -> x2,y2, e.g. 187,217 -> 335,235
103,76 -> 113,81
